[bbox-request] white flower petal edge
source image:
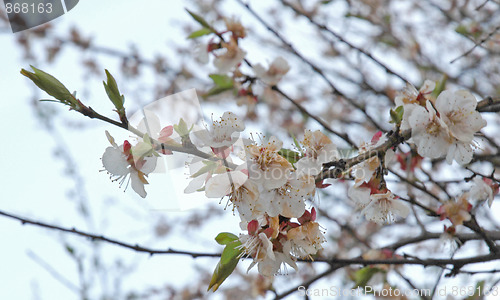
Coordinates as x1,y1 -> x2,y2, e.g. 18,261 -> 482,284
409,101 -> 451,159
407,90 -> 486,165
205,169 -> 249,198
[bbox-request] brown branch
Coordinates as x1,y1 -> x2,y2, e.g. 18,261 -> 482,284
464,215 -> 499,254
315,253 -> 500,267
317,129 -> 411,181
0,210 -> 221,258
385,231 -> 500,251
450,24 -> 500,63
275,249 -> 500,299
5,208 -> 500,300
271,86 -> 357,148
76,104 -> 236,168
279,0 -> 411,84
235,0 -> 383,131
477,97 -> 500,113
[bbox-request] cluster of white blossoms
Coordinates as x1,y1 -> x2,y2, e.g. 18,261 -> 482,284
98,66 -> 493,279
397,80 -> 487,165
180,112 -> 332,276
183,113 -> 329,276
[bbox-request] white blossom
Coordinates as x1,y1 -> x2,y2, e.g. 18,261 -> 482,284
260,174 -> 315,218
434,90 -> 486,143
408,89 -> 486,165
296,130 -> 339,177
253,57 -> 290,85
348,185 -> 409,224
102,132 -> 157,198
286,221 -> 325,258
213,40 -> 246,73
395,80 -> 435,131
469,177 -> 496,207
409,100 -> 453,160
246,136 -> 293,190
193,111 -> 245,149
256,250 -> 298,277
351,132 -> 394,185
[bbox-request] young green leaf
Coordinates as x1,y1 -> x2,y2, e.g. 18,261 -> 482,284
173,118 -> 192,136
353,267 -> 385,288
103,69 -> 125,112
188,27 -> 213,39
215,232 -> 239,245
389,105 -> 404,124
209,74 -> 234,89
205,74 -> 234,97
431,75 -> 448,99
455,24 -> 469,36
20,66 -> 74,104
208,238 -> 242,292
278,148 -> 302,164
186,9 -> 214,31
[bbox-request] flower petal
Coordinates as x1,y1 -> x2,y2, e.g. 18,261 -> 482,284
102,147 -> 129,176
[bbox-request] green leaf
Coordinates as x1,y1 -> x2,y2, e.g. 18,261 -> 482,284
278,148 -> 301,164
173,118 -> 192,136
188,27 -> 213,39
389,105 -> 404,124
208,239 -> 242,292
65,244 -> 75,256
205,86 -> 234,97
215,232 -> 239,245
205,74 -> 234,97
191,161 -> 217,178
292,135 -> 302,154
21,66 -> 74,104
103,69 -> 125,112
353,267 -> 385,288
455,24 -> 469,36
431,75 -> 448,99
186,9 -> 213,31
209,74 -> 234,89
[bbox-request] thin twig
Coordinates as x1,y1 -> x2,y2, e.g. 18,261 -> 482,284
451,24 -> 500,63
280,0 -> 411,84
272,86 -> 357,148
235,0 -> 383,131
0,210 -> 221,258
27,250 -> 80,294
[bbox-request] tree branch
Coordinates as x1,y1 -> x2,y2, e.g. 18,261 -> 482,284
279,0 -> 411,84
0,210 -> 221,258
235,0 -> 383,131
